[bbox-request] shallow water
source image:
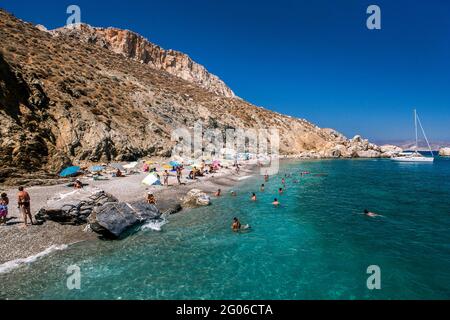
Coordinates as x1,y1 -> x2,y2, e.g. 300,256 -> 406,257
1,158 -> 450,299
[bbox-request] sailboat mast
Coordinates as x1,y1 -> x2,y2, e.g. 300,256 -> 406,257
414,109 -> 418,151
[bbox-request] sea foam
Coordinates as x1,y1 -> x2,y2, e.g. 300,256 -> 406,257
141,219 -> 168,232
0,244 -> 68,274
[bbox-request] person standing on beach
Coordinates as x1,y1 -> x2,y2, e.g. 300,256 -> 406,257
0,193 -> 9,225
17,187 -> 33,227
163,170 -> 169,186
176,167 -> 182,185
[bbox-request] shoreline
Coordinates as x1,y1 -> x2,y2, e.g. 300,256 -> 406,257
0,161 -> 259,266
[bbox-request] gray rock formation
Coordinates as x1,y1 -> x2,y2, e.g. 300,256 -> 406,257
88,201 -> 161,238
35,188 -> 118,225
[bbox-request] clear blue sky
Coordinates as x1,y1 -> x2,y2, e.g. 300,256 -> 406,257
2,0 -> 450,141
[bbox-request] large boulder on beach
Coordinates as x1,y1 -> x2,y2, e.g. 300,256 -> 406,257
89,202 -> 162,238
439,147 -> 450,157
182,189 -> 211,208
35,188 -> 118,225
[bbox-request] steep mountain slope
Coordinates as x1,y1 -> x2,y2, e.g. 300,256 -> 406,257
50,24 -> 236,98
0,9 -> 380,184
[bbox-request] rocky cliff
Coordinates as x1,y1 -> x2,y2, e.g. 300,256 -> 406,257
0,10 -> 385,185
50,24 -> 236,98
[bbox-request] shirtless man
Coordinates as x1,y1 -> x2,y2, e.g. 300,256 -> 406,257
231,217 -> 241,232
215,189 -> 222,197
251,193 -> 257,201
260,184 -> 265,192
272,198 -> 280,206
17,186 -> 33,227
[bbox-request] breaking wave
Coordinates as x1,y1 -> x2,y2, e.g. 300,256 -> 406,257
0,244 -> 68,274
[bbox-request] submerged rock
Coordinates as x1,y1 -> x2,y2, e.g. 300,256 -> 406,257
182,189 -> 211,208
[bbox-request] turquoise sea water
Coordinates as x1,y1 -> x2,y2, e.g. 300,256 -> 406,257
1,158 -> 450,300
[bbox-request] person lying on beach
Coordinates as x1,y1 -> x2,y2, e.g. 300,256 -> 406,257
260,184 -> 265,192
17,186 -> 33,227
364,209 -> 381,218
0,193 -> 9,225
147,193 -> 157,205
231,217 -> 242,232
279,188 -> 284,195
251,193 -> 257,201
272,198 -> 280,206
215,189 -> 222,197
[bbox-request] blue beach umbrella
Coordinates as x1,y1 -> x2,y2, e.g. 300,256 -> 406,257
169,161 -> 180,167
89,165 -> 105,172
59,166 -> 80,177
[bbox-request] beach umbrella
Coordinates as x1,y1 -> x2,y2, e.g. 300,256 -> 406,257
123,162 -> 138,169
110,163 -> 125,171
142,174 -> 161,186
163,164 -> 173,170
89,165 -> 105,172
169,161 -> 180,167
59,166 -> 80,177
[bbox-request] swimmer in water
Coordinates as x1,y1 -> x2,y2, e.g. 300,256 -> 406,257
251,193 -> 257,201
260,184 -> 265,192
215,189 -> 222,197
278,187 -> 283,195
272,198 -> 280,206
281,178 -> 286,185
231,217 -> 241,232
364,209 -> 380,218
230,190 -> 237,196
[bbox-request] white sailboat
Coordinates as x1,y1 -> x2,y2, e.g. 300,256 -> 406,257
391,109 -> 434,163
